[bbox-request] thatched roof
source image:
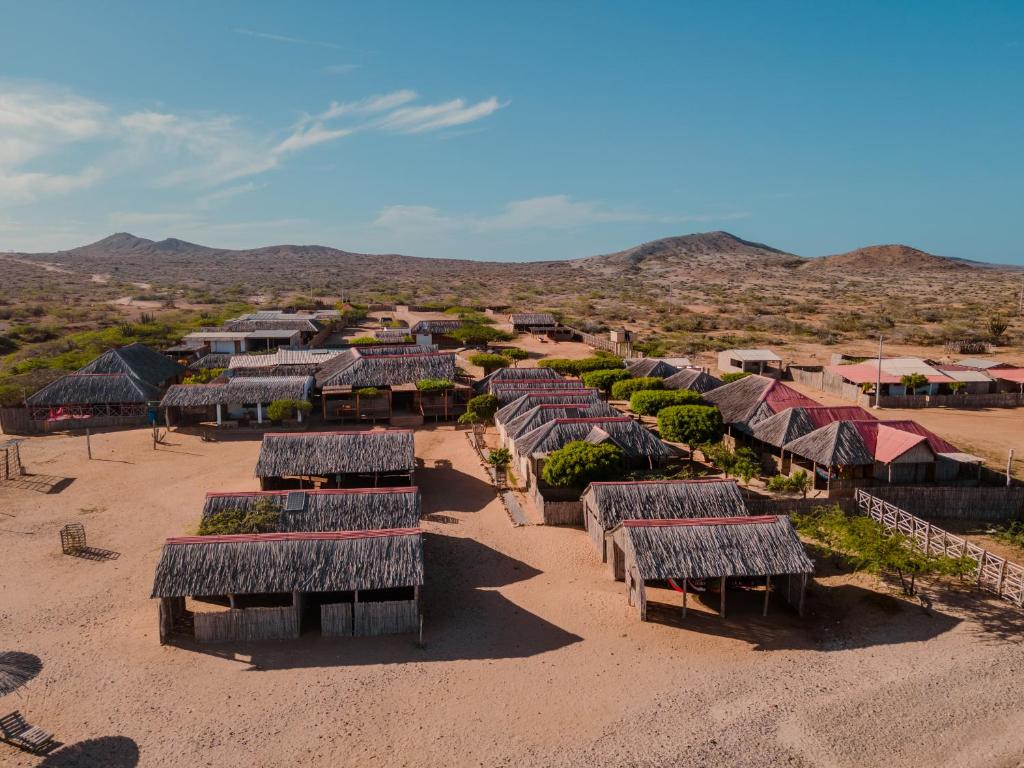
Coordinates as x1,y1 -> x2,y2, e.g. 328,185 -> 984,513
702,375 -> 818,431
750,406 -> 876,448
783,419 -> 961,467
224,318 -> 322,332
411,319 -> 462,334
509,312 -> 557,326
373,329 -> 412,342
229,348 -> 344,374
160,376 -> 312,408
477,366 -> 564,393
151,529 -> 424,597
583,479 -> 748,530
316,348 -> 455,388
663,368 -> 723,394
495,390 -> 602,424
503,402 -> 621,440
624,515 -> 814,580
491,381 -> 587,403
187,353 -> 232,372
255,430 -> 416,478
626,359 -> 680,378
26,373 -> 164,406
202,487 -> 420,531
514,416 -> 671,459
78,342 -> 184,386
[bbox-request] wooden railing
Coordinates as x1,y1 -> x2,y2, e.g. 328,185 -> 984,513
855,490 -> 1024,607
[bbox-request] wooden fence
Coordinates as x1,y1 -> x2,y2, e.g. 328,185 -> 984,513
355,600 -> 419,636
856,490 -> 1024,607
0,407 -> 149,435
321,603 -> 354,637
530,485 -> 584,526
0,440 -> 24,481
194,606 -> 300,642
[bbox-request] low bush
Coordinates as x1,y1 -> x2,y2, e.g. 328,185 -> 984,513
766,470 -> 811,497
459,393 -> 500,424
720,372 -> 752,383
541,441 -> 626,488
198,497 -> 280,535
657,405 -> 723,448
266,399 -> 312,421
628,388 -> 701,415
581,368 -> 632,395
469,353 -> 511,374
538,356 -> 624,376
611,376 -> 664,400
416,378 -> 455,393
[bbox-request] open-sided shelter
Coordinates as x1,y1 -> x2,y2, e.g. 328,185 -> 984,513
622,515 -> 813,622
717,349 -> 782,378
160,376 -> 313,428
255,429 -> 416,490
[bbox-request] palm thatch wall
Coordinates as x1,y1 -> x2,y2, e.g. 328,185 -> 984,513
151,529 -> 424,596
624,515 -> 813,580
663,369 -> 723,393
202,487 -> 421,531
583,479 -> 747,530
26,373 -> 164,406
255,430 -> 416,477
79,342 -> 184,385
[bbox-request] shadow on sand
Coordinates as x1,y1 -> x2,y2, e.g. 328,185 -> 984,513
1,474 -> 75,494
416,463 -> 497,515
177,533 -> 582,669
37,736 -> 139,768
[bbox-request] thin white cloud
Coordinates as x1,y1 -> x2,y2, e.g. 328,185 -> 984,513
377,97 -> 505,134
316,90 -> 418,122
234,28 -> 341,50
274,123 -> 354,154
0,167 -> 103,204
372,205 -> 457,235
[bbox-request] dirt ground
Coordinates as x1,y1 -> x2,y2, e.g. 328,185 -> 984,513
2,426 -> 1024,768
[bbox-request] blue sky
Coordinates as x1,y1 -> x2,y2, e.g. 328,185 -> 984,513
1,1 -> 1022,263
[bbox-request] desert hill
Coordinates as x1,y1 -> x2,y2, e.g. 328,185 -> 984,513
803,244 -> 978,273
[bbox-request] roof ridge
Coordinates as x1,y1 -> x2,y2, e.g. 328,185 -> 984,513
204,487 -> 419,498
623,515 -> 778,528
166,527 -> 422,545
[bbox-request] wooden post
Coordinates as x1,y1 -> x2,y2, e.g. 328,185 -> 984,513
1008,449 -> 1015,487
798,573 -> 807,617
719,576 -> 726,618
229,594 -> 237,609
86,428 -> 92,460
763,574 -> 771,617
256,402 -> 263,425
215,403 -> 222,426
682,579 -> 687,619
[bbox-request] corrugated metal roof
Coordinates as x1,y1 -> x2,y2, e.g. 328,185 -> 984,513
723,349 -> 781,362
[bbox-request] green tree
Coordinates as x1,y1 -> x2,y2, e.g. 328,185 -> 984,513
469,353 -> 511,374
458,393 -> 500,424
611,376 -> 664,401
582,368 -> 633,395
497,347 -> 529,365
266,399 -> 312,421
487,447 -> 511,468
702,442 -> 761,483
657,405 -> 724,458
628,388 -> 701,416
766,470 -> 811,498
900,373 -> 929,393
450,324 -> 513,346
541,441 -> 626,488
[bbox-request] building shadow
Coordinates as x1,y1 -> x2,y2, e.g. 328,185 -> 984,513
1,474 -> 75,494
173,534 -> 581,669
416,465 -> 497,515
642,581 -> 961,652
37,736 -> 139,768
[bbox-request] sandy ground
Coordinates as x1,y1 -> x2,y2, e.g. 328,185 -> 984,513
2,426 -> 1024,767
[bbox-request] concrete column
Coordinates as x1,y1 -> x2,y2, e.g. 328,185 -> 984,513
256,402 -> 263,424
216,403 -> 222,426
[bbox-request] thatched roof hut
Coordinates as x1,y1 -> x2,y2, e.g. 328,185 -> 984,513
750,406 -> 876,449
477,366 -> 564,393
410,319 -> 462,335
495,390 -> 602,424
255,430 -> 416,479
187,353 -> 232,372
26,372 -> 164,407
702,375 -> 818,432
78,342 -> 184,386
509,312 -> 557,330
160,376 -> 313,408
663,368 -> 723,394
202,487 -> 421,531
626,359 -> 680,379
151,529 -> 424,597
782,419 -> 964,468
502,402 -> 620,441
583,479 -> 747,532
514,416 -> 671,460
491,381 -> 587,403
623,515 -> 813,582
316,349 -> 456,388
229,348 -> 344,376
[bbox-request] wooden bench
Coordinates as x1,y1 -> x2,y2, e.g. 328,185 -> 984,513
0,711 -> 54,753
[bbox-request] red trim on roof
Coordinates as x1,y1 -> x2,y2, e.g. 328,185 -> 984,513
166,527 -> 421,545
623,516 -> 778,528
353,350 -> 454,360
262,429 -> 414,437
589,478 -> 738,487
552,416 -> 631,425
204,487 -> 418,499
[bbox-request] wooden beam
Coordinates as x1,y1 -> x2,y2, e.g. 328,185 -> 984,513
763,574 -> 771,617
682,579 -> 687,619
798,573 -> 807,617
719,576 -> 726,618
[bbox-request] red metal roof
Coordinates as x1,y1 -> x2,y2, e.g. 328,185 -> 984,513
873,425 -> 929,463
828,363 -> 901,385
166,528 -> 421,545
992,368 -> 1024,384
760,380 -> 818,412
204,487 -> 418,499
803,406 -> 876,427
849,419 -> 958,457
623,515 -> 778,528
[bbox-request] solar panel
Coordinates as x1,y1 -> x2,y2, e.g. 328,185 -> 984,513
284,491 -> 306,513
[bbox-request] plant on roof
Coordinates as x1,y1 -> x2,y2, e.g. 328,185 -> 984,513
657,405 -> 724,460
610,376 -> 663,401
416,378 -> 455,393
899,373 -> 929,393
720,371 -> 752,383
791,505 -> 975,596
628,388 -> 700,416
541,440 -> 626,489
469,353 -> 511,374
198,496 -> 280,536
766,470 -> 811,498
581,368 -> 632,395
458,393 -> 499,424
182,367 -> 225,385
355,386 -> 383,397
266,398 -> 312,421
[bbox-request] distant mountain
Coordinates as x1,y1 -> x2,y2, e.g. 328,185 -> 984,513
802,244 -> 978,273
572,231 -> 805,277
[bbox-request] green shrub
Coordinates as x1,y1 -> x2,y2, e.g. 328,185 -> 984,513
416,378 -> 455,393
657,405 -> 724,447
581,368 -> 632,395
198,496 -> 280,535
469,353 -> 511,374
459,393 -> 500,424
541,441 -> 626,488
182,367 -> 225,384
701,442 -> 761,483
720,371 -> 752,383
538,356 -> 624,376
497,347 -> 529,362
629,388 -> 701,415
349,336 -> 378,345
355,387 -> 382,397
450,324 -> 513,346
766,470 -> 811,497
266,398 -> 312,421
487,447 -> 512,467
611,376 -> 664,400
